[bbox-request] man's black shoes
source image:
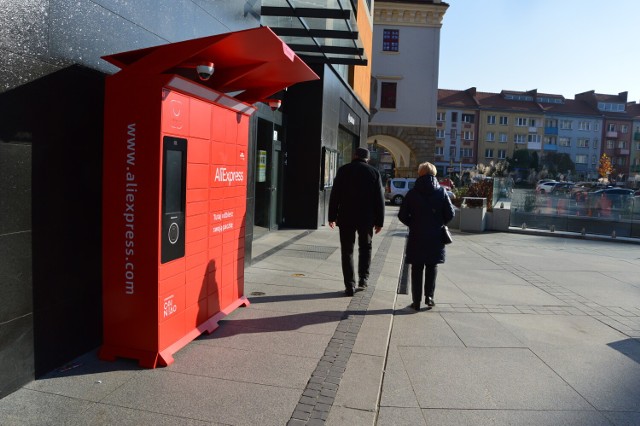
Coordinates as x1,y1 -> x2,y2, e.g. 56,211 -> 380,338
358,280 -> 368,289
345,287 -> 355,297
426,297 -> 435,307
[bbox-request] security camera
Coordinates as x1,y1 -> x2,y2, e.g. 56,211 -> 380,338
268,99 -> 282,111
196,62 -> 214,81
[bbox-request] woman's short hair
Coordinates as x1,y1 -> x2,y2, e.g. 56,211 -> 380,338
417,162 -> 437,177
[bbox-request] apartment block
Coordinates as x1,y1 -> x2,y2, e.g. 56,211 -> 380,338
438,88 -> 638,183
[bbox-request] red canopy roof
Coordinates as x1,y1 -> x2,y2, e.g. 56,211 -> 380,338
102,26 -> 319,104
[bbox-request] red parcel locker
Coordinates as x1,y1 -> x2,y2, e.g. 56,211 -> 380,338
99,27 -> 318,368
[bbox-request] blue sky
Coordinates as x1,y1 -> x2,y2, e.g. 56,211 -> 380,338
439,0 -> 640,102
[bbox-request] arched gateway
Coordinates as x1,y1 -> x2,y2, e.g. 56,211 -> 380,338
368,125 -> 437,178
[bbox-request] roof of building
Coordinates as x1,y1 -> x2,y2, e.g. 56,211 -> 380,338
438,88 -> 637,120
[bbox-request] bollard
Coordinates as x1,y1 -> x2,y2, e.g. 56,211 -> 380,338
550,225 -> 555,232
612,230 -> 616,239
521,223 -> 527,230
581,228 -> 586,236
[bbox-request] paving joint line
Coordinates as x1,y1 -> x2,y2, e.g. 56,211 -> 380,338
287,217 -> 400,425
466,241 -> 640,337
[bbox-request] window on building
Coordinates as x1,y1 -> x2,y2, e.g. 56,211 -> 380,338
451,112 -> 458,121
560,120 -> 572,130
635,142 -> 640,151
607,140 -> 615,149
578,121 -> 591,131
499,133 -> 508,143
486,132 -> 495,142
592,155 -> 597,165
462,113 -> 475,123
487,115 -> 496,124
575,154 -> 588,164
499,116 -> 508,125
528,134 -> 541,143
618,157 -> 627,166
380,82 -> 397,109
577,138 -> 589,148
544,136 -> 557,145
530,118 -> 538,127
382,29 -> 399,52
436,129 -> 445,138
618,140 -> 626,149
450,129 -> 457,140
436,112 -> 445,121
594,123 -> 600,131
498,149 -> 506,159
435,146 -> 444,155
516,117 -> 528,126
463,131 -> 474,140
559,137 -> 571,147
460,148 -> 473,157
607,123 -> 616,132
485,149 -> 494,158
620,124 -> 628,133
514,134 -> 526,144
545,118 -> 558,128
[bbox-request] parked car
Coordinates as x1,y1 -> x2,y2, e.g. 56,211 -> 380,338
535,181 -> 557,194
385,178 -> 415,205
549,182 -> 574,197
384,177 -> 455,205
571,182 -> 611,201
588,188 -> 635,213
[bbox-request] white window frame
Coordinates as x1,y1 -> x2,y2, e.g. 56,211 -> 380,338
487,115 -> 496,125
559,137 -> 571,147
435,146 -> 444,155
497,149 -> 506,160
436,112 -> 445,121
463,131 -> 474,140
575,154 -> 588,164
485,148 -> 494,158
516,117 -> 528,126
461,113 -> 475,123
499,133 -> 508,143
460,148 -> 473,157
499,116 -> 508,125
486,131 -> 495,142
577,138 -> 589,148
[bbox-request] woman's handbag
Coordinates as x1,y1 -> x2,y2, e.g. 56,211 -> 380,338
441,225 -> 453,245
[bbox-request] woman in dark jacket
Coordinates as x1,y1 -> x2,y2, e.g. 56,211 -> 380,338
398,162 -> 455,311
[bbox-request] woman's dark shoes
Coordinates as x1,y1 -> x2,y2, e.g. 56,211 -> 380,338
410,302 -> 420,311
426,297 -> 435,307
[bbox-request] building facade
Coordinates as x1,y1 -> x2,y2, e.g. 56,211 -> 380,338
437,88 -> 639,184
0,0 -> 373,398
368,0 -> 449,178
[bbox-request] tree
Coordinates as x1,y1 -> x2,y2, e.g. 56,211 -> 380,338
508,149 -> 531,171
540,152 -> 575,176
598,153 -> 614,181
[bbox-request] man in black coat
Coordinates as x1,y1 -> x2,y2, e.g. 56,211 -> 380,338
328,147 -> 385,296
